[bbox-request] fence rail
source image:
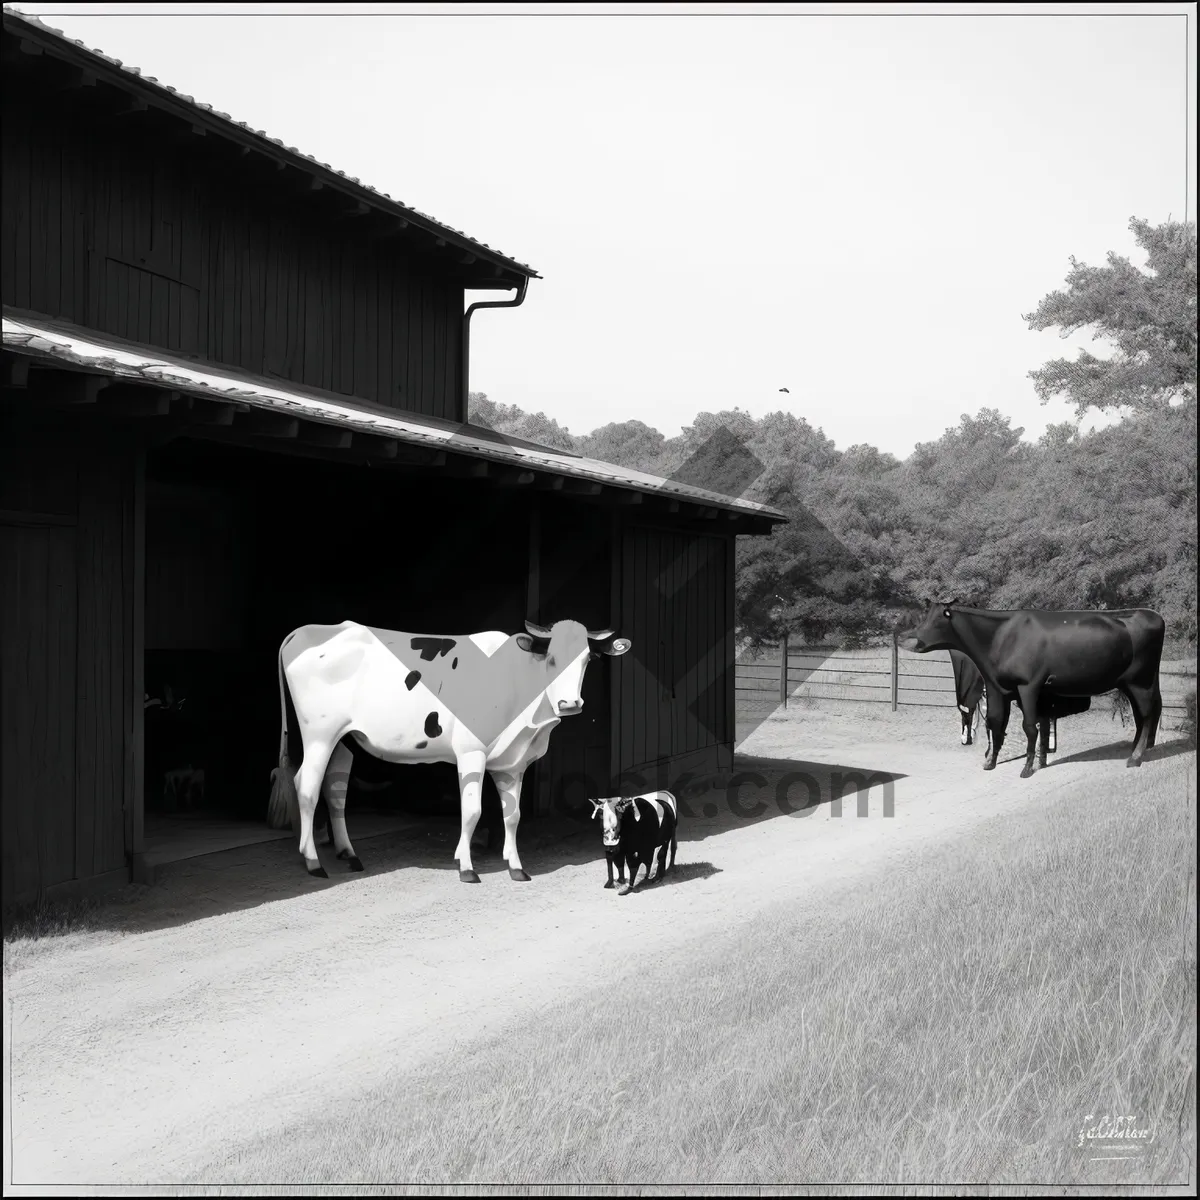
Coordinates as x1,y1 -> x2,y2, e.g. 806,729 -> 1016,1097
736,636 -> 1197,715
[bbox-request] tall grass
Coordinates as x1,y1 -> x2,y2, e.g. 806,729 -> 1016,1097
198,760 -> 1196,1187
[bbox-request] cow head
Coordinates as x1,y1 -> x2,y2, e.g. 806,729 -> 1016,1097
517,620 -> 631,717
897,598 -> 960,654
590,795 -> 639,848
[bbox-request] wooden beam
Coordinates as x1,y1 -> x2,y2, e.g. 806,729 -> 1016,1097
299,423 -> 353,450
46,67 -> 97,95
310,178 -> 324,192
535,475 -> 564,491
111,95 -> 150,117
459,252 -> 477,265
361,437 -> 399,460
29,369 -> 108,405
100,387 -> 180,418
19,39 -> 43,57
2,357 -> 30,388
563,479 -> 602,495
236,410 -> 300,438
498,467 -> 536,486
185,397 -> 238,425
609,489 -> 643,505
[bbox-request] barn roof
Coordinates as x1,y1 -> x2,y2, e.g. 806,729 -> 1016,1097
3,309 -> 788,529
1,5 -> 538,287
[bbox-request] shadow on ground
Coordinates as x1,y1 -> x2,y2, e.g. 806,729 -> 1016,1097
3,752 -> 908,943
1046,735 -> 1195,770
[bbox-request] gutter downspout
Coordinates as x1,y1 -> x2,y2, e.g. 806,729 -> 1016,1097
461,276 -> 529,421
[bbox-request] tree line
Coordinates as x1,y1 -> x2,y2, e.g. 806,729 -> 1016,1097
470,218 -> 1197,651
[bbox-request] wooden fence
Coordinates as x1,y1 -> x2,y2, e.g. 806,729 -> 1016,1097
736,634 -> 1197,720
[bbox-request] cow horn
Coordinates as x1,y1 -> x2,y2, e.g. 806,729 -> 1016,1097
587,627 -> 615,641
524,619 -> 553,638
589,799 -> 603,819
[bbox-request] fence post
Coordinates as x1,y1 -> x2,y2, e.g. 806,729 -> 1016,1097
891,631 -> 899,711
780,632 -> 789,709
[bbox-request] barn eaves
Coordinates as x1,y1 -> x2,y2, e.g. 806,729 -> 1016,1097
0,5 -> 537,290
3,310 -> 789,534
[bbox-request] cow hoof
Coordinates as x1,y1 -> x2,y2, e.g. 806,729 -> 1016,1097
617,885 -> 633,896
307,864 -> 328,879
348,856 -> 364,872
459,870 -> 481,884
983,759 -> 996,771
508,868 -> 531,882
1126,758 -> 1142,768
604,880 -> 615,889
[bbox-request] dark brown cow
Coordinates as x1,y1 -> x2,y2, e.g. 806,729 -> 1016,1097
903,602 -> 1164,777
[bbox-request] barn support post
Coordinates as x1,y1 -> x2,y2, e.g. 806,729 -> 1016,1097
891,631 -> 899,711
780,632 -> 788,709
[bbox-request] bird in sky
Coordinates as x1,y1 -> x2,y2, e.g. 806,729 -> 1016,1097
779,387 -> 790,393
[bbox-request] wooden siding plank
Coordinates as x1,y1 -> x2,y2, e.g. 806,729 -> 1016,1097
377,260 -> 392,408
0,102 -> 22,304
421,277 -> 437,418
364,254 -> 379,402
151,272 -> 169,348
392,259 -> 410,411
42,132 -> 63,317
353,247 -> 369,399
28,122 -> 50,314
406,275 -> 421,412
433,279 -> 447,420
322,240 -> 334,392
11,115 -> 32,309
337,245 -> 353,395
622,529 -> 638,773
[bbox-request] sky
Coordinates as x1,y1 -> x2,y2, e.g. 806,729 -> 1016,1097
12,2 -> 1195,459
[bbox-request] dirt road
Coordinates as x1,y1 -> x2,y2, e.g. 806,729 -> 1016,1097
4,706 -> 1194,1185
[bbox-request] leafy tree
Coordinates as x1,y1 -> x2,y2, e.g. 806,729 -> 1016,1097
1024,217 -> 1197,417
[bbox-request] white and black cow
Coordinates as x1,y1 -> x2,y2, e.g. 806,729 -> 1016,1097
590,791 -> 678,896
271,619 -> 631,882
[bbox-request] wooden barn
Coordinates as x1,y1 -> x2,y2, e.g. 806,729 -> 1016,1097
0,9 -> 785,910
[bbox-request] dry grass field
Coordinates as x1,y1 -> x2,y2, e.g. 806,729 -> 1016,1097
4,699 -> 1195,1190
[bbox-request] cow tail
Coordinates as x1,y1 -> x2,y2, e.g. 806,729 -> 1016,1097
267,640 -> 300,831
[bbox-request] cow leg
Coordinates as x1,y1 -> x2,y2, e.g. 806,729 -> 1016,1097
1121,683 -> 1160,766
983,694 -> 1010,770
490,767 -> 531,882
1037,716 -> 1051,771
960,707 -> 972,746
1016,686 -> 1042,778
1146,682 -> 1163,750
605,852 -> 616,889
321,743 -> 363,872
1048,717 -> 1057,755
454,750 -> 488,883
295,740 -> 336,877
618,855 -> 639,896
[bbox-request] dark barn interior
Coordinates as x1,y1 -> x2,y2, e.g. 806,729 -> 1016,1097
140,436 -> 615,829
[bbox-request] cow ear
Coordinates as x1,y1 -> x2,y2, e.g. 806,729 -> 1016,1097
516,633 -> 549,655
